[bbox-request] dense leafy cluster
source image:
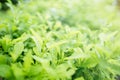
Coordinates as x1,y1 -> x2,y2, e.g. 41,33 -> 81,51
0,0 -> 18,10
0,0 -> 120,80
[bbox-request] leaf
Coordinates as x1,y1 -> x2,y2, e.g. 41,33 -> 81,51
11,64 -> 24,80
0,64 -> 12,78
28,65 -> 43,76
47,40 -> 68,49
0,24 -> 7,29
12,33 -> 30,44
65,53 -> 89,60
0,55 -> 10,64
56,63 -> 75,79
30,29 -> 42,53
32,55 -> 50,67
64,31 -> 80,38
107,59 -> 120,74
23,50 -> 33,73
33,47 -> 43,56
75,77 -> 84,80
10,42 -> 24,61
0,35 -> 12,52
65,48 -> 89,60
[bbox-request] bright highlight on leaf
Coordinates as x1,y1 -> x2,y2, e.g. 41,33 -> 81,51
10,42 -> 24,61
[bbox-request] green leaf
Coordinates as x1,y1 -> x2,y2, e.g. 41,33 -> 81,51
12,33 -> 30,44
47,40 -> 68,49
32,55 -> 50,67
75,77 -> 84,80
65,48 -> 89,60
56,63 -> 75,79
0,64 -> 12,78
11,64 -> 24,80
28,65 -> 43,76
23,50 -> 33,73
10,42 -> 24,61
0,55 -> 10,64
108,59 -> 120,74
30,29 -> 42,54
0,35 -> 12,52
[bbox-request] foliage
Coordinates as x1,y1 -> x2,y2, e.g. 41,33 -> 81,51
0,0 -> 120,80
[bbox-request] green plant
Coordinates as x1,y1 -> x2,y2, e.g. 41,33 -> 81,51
0,0 -> 120,80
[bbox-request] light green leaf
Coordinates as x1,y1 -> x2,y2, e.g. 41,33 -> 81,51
75,77 -> 84,80
65,48 -> 89,60
23,50 -> 33,73
32,55 -> 50,67
0,35 -> 12,52
0,64 -> 12,78
47,40 -> 68,49
11,64 -> 24,80
0,55 -> 9,64
10,42 -> 24,61
30,29 -> 42,53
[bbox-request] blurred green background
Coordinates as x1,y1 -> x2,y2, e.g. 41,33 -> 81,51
0,0 -> 120,80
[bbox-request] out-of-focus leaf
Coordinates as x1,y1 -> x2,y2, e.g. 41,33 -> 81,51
30,29 -> 42,53
23,50 -> 33,73
32,55 -> 49,67
11,64 -> 24,80
0,35 -> 12,52
65,48 -> 89,60
0,64 -> 12,78
10,42 -> 24,61
47,40 -> 68,49
0,55 -> 10,64
75,77 -> 84,80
